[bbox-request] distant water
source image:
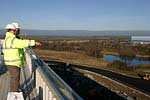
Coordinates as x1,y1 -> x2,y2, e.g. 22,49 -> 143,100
103,54 -> 150,65
0,29 -> 150,36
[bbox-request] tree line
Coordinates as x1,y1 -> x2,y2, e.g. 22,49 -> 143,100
39,40 -> 102,58
38,40 -> 150,58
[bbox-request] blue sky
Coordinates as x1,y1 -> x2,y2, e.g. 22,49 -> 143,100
0,0 -> 149,30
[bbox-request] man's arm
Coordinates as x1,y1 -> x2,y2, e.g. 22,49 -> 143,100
13,38 -> 36,48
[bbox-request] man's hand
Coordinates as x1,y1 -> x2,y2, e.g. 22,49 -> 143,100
35,42 -> 41,47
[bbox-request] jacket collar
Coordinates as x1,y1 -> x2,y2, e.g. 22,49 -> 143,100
6,32 -> 16,38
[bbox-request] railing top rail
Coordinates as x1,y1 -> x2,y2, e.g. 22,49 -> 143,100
26,48 -> 83,100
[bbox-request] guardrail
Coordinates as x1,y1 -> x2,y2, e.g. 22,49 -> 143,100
20,48 -> 83,100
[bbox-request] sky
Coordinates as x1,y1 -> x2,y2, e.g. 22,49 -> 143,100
0,0 -> 150,30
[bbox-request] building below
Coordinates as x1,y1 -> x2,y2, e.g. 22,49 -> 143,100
131,36 -> 150,44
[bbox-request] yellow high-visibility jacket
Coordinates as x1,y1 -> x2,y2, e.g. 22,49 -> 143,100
2,32 -> 35,67
16,33 -> 26,67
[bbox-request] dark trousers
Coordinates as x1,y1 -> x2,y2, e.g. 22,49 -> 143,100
7,66 -> 20,92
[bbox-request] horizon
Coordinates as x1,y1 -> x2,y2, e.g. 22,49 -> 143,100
1,29 -> 150,31
0,29 -> 150,36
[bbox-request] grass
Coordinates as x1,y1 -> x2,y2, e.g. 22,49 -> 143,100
34,49 -> 107,67
101,51 -> 120,56
135,64 -> 150,74
34,49 -> 148,77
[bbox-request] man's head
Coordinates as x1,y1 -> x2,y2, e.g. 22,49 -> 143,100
5,24 -> 16,34
12,22 -> 20,38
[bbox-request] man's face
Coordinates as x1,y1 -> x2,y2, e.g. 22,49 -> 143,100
16,28 -> 20,32
15,28 -> 20,35
13,29 -> 16,35
11,29 -> 16,34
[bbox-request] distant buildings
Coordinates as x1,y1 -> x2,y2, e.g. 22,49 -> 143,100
131,36 -> 150,44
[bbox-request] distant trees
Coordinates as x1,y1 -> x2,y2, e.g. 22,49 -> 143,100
39,40 -> 103,58
39,41 -> 50,49
39,39 -> 150,59
133,44 -> 150,56
84,40 -> 102,58
118,48 -> 136,57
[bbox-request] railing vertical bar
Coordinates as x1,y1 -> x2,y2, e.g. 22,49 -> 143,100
53,98 -> 57,100
43,82 -> 46,100
45,85 -> 48,100
36,71 -> 39,94
49,91 -> 53,100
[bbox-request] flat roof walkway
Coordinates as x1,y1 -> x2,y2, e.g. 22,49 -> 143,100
0,71 -> 10,100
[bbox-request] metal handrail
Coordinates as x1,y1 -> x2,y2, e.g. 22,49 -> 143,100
26,48 -> 83,100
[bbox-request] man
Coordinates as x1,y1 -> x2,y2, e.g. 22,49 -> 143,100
12,22 -> 26,67
3,23 -> 41,92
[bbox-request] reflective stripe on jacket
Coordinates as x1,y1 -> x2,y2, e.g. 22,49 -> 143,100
2,32 -> 35,67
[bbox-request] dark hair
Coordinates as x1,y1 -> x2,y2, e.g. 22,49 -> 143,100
7,29 -> 15,32
7,29 -> 12,32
